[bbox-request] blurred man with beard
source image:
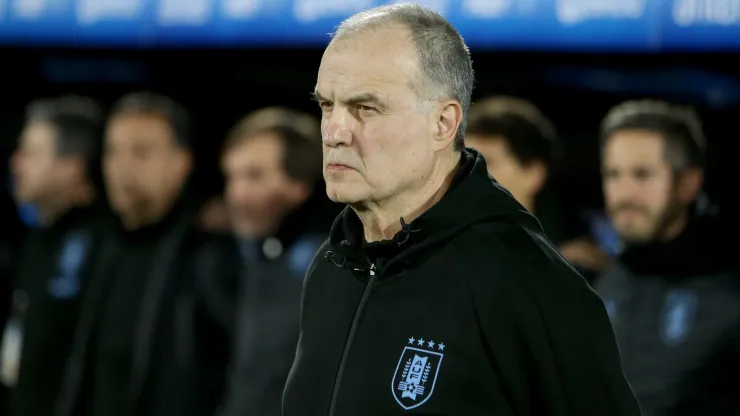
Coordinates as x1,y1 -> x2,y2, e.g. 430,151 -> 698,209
55,92 -> 240,416
1,96 -> 103,416
218,107 -> 331,416
596,100 -> 740,415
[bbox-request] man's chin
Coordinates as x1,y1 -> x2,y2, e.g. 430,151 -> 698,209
325,186 -> 363,205
617,227 -> 655,244
326,192 -> 354,204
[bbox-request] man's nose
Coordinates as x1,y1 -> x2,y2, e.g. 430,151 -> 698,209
614,176 -> 645,200
322,109 -> 354,148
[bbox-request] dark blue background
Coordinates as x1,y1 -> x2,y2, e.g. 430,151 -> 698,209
0,0 -> 738,51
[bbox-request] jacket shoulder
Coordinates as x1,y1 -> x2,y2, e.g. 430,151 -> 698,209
459,219 -> 604,327
460,219 -> 588,290
458,220 -> 640,415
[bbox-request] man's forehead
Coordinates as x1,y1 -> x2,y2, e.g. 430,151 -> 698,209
316,29 -> 420,97
23,122 -> 54,139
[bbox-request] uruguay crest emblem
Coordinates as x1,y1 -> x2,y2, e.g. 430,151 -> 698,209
659,289 -> 698,347
48,230 -> 90,299
391,337 -> 444,410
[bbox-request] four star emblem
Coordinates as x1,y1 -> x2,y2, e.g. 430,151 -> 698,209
408,336 -> 445,351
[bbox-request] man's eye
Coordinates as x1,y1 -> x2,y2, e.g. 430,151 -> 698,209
319,101 -> 333,109
357,105 -> 375,112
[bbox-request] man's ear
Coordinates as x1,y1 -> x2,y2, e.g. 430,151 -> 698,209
433,100 -> 463,151
677,167 -> 704,204
522,160 -> 548,197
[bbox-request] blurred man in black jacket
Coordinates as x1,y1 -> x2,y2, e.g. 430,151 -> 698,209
55,92 -> 240,416
1,96 -> 104,416
0,188 -> 26,415
595,100 -> 740,415
218,107 -> 332,416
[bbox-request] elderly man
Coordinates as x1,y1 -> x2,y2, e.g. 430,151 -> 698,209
283,4 -> 640,416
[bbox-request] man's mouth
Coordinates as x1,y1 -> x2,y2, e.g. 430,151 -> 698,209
326,163 -> 353,171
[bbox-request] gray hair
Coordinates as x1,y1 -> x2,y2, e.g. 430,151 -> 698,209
332,3 -> 474,151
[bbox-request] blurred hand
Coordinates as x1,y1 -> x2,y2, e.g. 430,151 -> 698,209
559,237 -> 612,272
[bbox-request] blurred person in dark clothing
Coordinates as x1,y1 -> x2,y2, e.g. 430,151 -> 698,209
466,96 -> 609,279
595,100 -> 740,415
55,92 -> 240,416
0,187 -> 26,415
217,107 -> 330,416
0,96 -> 104,416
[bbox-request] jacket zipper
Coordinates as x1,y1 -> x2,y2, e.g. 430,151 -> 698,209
327,263 -> 377,416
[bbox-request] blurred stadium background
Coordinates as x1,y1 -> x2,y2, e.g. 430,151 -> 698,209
1,0 -> 738,228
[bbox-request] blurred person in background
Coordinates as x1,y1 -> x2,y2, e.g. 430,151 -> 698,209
0,96 -> 104,416
217,107 -> 329,416
466,96 -> 609,280
55,92 -> 240,416
0,191 -> 26,415
595,100 -> 740,415
284,4 -> 639,415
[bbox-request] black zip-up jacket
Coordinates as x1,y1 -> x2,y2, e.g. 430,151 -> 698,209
55,204 -> 240,416
283,149 -> 640,416
596,215 -> 740,415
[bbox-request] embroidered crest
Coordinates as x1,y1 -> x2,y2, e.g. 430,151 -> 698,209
391,337 -> 444,410
48,230 -> 90,299
659,289 -> 698,347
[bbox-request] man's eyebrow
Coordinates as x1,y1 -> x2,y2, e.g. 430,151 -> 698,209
344,92 -> 385,108
312,90 -> 328,103
312,91 -> 386,109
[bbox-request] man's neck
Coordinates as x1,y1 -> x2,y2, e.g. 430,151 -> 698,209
355,153 -> 461,242
121,206 -> 169,231
518,196 -> 535,215
120,193 -> 183,231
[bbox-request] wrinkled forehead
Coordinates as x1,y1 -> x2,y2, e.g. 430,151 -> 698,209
316,28 -> 422,100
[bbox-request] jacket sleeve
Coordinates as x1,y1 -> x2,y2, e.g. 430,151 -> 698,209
468,225 -> 641,416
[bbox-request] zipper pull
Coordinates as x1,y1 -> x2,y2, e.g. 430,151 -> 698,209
369,263 -> 376,276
